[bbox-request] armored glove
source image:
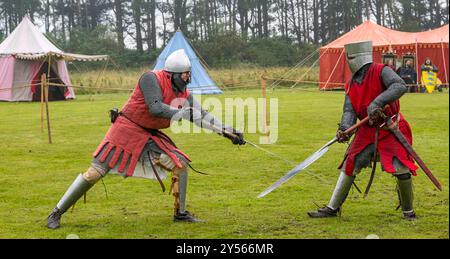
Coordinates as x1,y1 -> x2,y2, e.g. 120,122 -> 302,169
172,106 -> 195,122
223,127 -> 246,145
336,129 -> 351,143
367,103 -> 385,126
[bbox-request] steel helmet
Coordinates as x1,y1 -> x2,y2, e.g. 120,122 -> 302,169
164,49 -> 192,73
345,41 -> 373,73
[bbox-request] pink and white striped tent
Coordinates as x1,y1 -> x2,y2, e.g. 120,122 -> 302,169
0,17 -> 108,102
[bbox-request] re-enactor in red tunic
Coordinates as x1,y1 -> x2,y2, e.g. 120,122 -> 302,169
47,50 -> 245,229
308,41 -> 418,220
342,63 -> 417,177
93,69 -> 192,178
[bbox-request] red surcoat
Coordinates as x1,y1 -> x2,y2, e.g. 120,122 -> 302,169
342,63 -> 418,176
93,70 -> 191,176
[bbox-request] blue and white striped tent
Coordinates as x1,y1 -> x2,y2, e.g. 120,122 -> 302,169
154,30 -> 223,95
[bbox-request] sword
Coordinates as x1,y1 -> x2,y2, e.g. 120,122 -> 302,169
245,139 -> 297,166
383,115 -> 443,191
199,117 -> 292,163
202,119 -> 327,182
244,139 -> 330,184
258,116 -> 371,198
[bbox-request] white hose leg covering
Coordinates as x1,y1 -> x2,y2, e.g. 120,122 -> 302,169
83,166 -> 106,184
158,154 -> 177,171
328,171 -> 355,210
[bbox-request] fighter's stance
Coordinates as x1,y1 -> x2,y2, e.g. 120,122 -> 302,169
47,50 -> 245,229
308,41 -> 418,220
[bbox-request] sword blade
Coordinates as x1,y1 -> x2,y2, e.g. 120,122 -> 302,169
202,119 -> 330,185
246,140 -> 330,184
245,140 -> 297,166
257,138 -> 337,198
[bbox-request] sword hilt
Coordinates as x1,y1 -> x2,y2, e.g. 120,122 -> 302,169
379,114 -> 398,129
344,105 -> 392,135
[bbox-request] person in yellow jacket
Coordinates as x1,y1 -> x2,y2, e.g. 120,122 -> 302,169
420,58 -> 440,93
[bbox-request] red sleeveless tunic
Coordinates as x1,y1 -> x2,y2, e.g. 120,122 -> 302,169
93,70 -> 191,177
341,63 -> 418,176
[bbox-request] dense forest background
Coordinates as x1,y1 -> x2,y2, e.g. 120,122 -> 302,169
0,0 -> 448,68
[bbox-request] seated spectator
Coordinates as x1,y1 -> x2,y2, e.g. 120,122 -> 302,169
421,58 -> 441,93
385,59 -> 396,71
421,58 -> 439,73
397,59 -> 418,92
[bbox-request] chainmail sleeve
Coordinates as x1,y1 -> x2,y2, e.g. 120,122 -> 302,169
339,94 -> 357,131
139,73 -> 224,130
139,72 -> 181,119
371,67 -> 408,109
169,94 -> 227,134
184,95 -> 226,134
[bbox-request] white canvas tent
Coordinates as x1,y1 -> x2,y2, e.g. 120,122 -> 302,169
0,17 -> 108,102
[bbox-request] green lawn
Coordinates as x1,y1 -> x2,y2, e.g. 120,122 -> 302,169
0,89 -> 448,239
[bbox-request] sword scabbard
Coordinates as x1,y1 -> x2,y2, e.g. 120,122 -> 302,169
386,121 -> 443,191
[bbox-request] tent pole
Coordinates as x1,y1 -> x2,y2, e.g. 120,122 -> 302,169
41,74 -> 44,133
261,71 -> 269,136
415,39 -> 420,92
323,49 -> 344,91
184,33 -> 211,71
47,55 -> 52,89
441,39 -> 449,86
108,57 -> 121,71
290,49 -> 327,89
43,73 -> 52,144
93,58 -> 110,89
270,47 -> 320,91
41,54 -> 52,132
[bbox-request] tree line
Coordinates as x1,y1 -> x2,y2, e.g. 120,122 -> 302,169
0,0 -> 448,68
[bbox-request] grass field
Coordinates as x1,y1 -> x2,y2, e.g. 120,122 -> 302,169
0,89 -> 448,239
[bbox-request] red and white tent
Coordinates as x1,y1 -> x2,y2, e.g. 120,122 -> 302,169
319,20 -> 449,90
0,17 -> 108,101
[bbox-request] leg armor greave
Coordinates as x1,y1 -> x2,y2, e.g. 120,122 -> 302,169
47,167 -> 106,229
308,171 -> 355,218
396,174 -> 414,215
178,171 -> 188,214
56,173 -> 95,213
171,166 -> 204,223
47,173 -> 95,229
393,158 -> 415,220
328,171 -> 356,210
171,168 -> 188,214
55,166 -> 105,213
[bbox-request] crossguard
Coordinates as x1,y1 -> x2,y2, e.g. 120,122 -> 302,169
379,114 -> 399,129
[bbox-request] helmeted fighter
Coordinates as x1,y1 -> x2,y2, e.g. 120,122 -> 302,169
308,41 -> 419,220
47,49 -> 245,229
